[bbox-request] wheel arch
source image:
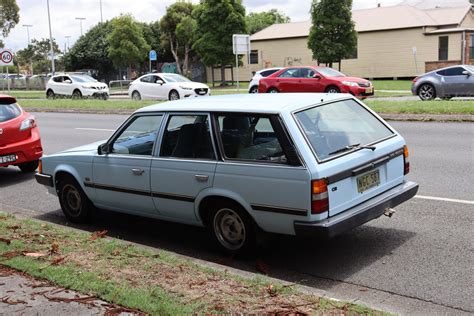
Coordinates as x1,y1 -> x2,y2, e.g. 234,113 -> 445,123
53,165 -> 87,195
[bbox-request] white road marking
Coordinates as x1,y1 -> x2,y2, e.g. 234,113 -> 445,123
75,128 -> 115,132
415,195 -> 474,205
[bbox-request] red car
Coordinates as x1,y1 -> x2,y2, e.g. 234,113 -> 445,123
0,95 -> 43,172
258,66 -> 374,98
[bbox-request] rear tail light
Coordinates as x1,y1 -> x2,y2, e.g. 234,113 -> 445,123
19,116 -> 36,131
412,77 -> 420,83
403,145 -> 410,175
311,179 -> 329,214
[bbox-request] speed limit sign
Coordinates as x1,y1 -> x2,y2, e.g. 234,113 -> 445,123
0,50 -> 14,66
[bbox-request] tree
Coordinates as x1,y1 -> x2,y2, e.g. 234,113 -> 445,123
160,2 -> 197,75
107,14 -> 150,77
16,38 -> 61,73
0,0 -> 19,47
246,9 -> 290,35
307,0 -> 357,69
193,0 -> 246,85
63,21 -> 114,80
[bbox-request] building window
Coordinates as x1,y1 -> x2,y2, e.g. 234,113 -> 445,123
249,50 -> 258,64
470,34 -> 474,60
438,36 -> 449,61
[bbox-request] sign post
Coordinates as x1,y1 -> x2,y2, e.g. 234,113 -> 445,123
412,46 -> 418,75
149,50 -> 157,73
0,49 -> 14,93
232,34 -> 250,91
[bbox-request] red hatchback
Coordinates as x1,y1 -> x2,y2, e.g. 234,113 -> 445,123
258,66 -> 374,98
0,95 -> 43,172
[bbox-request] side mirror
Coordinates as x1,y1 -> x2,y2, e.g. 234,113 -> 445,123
98,143 -> 111,155
64,79 -> 72,84
156,80 -> 164,85
313,74 -> 322,80
462,70 -> 471,77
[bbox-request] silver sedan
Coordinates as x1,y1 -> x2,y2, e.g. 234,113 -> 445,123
411,65 -> 474,100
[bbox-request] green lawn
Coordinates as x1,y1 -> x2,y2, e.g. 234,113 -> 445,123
372,80 -> 412,91
0,213 -> 383,315
19,99 -> 156,111
365,100 -> 474,114
4,90 -> 45,99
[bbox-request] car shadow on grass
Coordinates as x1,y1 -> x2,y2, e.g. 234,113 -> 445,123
33,206 -> 416,295
0,167 -> 36,188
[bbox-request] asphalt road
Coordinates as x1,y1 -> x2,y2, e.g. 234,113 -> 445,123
1,112 -> 473,314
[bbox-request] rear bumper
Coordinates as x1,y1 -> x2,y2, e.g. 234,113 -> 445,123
294,181 -> 419,239
0,129 -> 43,167
35,173 -> 54,187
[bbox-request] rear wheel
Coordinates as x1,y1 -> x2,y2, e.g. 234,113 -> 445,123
325,86 -> 340,93
58,176 -> 93,223
46,89 -> 55,99
268,87 -> 279,93
132,91 -> 141,101
18,160 -> 39,173
72,89 -> 82,99
249,86 -> 258,94
418,83 -> 436,101
169,90 -> 180,101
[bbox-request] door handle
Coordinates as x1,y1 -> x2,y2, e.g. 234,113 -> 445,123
195,174 -> 209,182
132,168 -> 145,175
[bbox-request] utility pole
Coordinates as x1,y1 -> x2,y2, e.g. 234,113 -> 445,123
75,17 -> 86,36
65,35 -> 71,52
47,0 -> 55,74
22,24 -> 33,44
100,0 -> 103,23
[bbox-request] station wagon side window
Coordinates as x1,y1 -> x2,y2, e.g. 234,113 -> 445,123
160,115 -> 215,160
111,115 -> 163,155
216,113 -> 288,164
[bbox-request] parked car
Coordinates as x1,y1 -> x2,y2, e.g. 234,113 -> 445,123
46,74 -> 109,100
248,67 -> 283,93
128,73 -> 210,101
412,65 -> 474,100
0,95 -> 43,172
258,66 -> 374,98
35,94 -> 418,254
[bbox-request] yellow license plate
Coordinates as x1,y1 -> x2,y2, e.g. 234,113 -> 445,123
365,87 -> 373,93
357,169 -> 380,193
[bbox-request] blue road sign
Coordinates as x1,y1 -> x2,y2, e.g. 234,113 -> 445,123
149,50 -> 157,61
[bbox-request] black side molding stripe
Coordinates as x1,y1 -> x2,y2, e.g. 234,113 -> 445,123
251,204 -> 307,216
84,182 -> 194,202
326,148 -> 404,184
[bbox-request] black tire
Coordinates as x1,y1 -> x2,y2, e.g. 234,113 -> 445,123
46,89 -> 55,99
418,83 -> 436,101
132,91 -> 141,101
249,86 -> 258,94
102,94 -> 109,100
169,90 -> 180,101
325,86 -> 340,93
268,87 -> 279,94
18,160 -> 39,173
72,89 -> 83,99
57,175 -> 93,223
210,202 -> 256,255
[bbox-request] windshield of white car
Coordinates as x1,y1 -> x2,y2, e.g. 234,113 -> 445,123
162,74 -> 191,83
465,65 -> 474,72
294,99 -> 394,160
317,67 -> 345,77
0,103 -> 21,122
71,75 -> 97,83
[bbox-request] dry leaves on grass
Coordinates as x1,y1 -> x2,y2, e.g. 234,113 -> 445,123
0,237 -> 11,245
0,295 -> 27,305
90,230 -> 108,241
6,225 -> 21,230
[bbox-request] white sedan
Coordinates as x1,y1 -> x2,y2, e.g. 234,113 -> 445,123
128,73 -> 211,101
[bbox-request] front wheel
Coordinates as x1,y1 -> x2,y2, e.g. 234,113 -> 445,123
418,83 -> 436,101
268,88 -> 279,93
46,89 -> 55,99
58,176 -> 93,223
210,203 -> 256,255
325,86 -> 340,93
169,90 -> 180,101
72,89 -> 83,99
18,160 -> 39,173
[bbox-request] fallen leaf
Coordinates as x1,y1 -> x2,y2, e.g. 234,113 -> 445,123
359,288 -> 369,292
0,237 -> 11,245
256,258 -> 269,274
49,242 -> 59,255
51,257 -> 65,266
90,230 -> 108,241
6,225 -> 21,230
0,296 -> 26,305
266,284 -> 278,297
1,251 -> 22,259
24,252 -> 48,258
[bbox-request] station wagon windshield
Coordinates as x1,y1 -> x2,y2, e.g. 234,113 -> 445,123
295,99 -> 394,160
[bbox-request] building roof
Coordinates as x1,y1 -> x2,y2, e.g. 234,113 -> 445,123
137,93 -> 349,114
250,4 -> 472,41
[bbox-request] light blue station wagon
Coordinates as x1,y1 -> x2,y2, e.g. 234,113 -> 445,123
35,94 -> 418,253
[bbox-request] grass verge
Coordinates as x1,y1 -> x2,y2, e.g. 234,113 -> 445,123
19,99 -> 155,111
365,100 -> 474,115
5,90 -> 45,99
371,80 -> 412,91
0,213 -> 385,314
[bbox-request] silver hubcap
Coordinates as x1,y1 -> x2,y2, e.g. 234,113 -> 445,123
251,87 -> 258,93
420,85 -> 434,100
64,184 -> 81,216
213,208 -> 246,250
170,91 -> 179,100
269,89 -> 278,93
133,92 -> 140,100
327,88 -> 338,93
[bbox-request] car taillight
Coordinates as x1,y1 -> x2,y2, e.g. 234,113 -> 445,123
311,179 -> 329,214
19,117 -> 36,131
403,145 -> 410,175
412,77 -> 420,83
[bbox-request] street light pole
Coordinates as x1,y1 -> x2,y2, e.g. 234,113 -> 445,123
65,35 -> 71,52
46,0 -> 55,74
100,0 -> 103,23
22,24 -> 33,45
75,17 -> 86,36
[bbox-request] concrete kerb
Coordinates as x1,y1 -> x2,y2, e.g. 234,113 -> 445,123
24,107 -> 474,122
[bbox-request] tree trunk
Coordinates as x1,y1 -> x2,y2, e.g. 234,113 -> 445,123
220,64 -> 226,86
183,45 -> 190,78
338,60 -> 341,71
169,38 -> 181,74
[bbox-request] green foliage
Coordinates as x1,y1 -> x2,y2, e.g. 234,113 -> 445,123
246,9 -> 290,34
308,0 -> 357,66
63,21 -> 114,78
107,14 -> 150,69
15,38 -> 61,73
0,0 -> 19,39
141,21 -> 164,55
193,0 -> 247,67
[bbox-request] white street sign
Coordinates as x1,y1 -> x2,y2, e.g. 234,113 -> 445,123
232,34 -> 250,54
0,49 -> 14,66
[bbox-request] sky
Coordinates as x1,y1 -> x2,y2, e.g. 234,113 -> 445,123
2,0 -> 470,52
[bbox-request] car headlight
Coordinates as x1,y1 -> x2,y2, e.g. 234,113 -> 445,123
81,85 -> 94,89
179,86 -> 193,90
342,81 -> 359,87
20,117 -> 35,131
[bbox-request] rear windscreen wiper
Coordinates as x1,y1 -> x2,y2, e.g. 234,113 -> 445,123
329,143 -> 376,156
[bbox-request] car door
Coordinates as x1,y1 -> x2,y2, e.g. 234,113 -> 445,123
91,114 -> 163,216
150,75 -> 168,100
299,68 -> 325,92
150,113 -> 217,222
52,76 -> 68,95
138,75 -> 154,99
276,68 -> 301,92
441,67 -> 467,96
62,76 -> 75,96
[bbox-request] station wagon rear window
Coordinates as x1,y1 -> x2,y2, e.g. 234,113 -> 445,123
0,103 -> 21,122
294,99 -> 394,161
